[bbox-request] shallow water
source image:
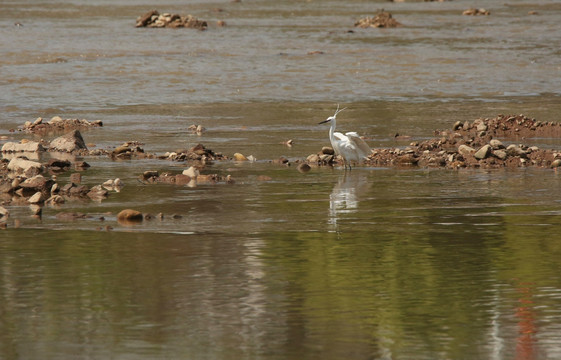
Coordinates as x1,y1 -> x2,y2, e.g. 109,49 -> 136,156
2,0 -> 561,359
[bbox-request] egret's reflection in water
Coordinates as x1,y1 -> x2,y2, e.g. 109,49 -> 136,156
328,171 -> 370,230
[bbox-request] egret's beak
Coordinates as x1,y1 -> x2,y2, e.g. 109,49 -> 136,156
318,119 -> 331,125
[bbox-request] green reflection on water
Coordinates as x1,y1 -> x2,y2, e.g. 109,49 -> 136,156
2,214 -> 561,360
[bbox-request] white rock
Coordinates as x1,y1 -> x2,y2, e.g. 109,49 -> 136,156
28,192 -> 44,204
1,141 -> 44,153
182,166 -> 200,178
7,157 -> 43,175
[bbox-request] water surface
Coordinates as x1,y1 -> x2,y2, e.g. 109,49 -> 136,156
2,1 -> 561,359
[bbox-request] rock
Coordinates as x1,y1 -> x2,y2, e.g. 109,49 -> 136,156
452,121 -> 463,131
233,153 -> 248,161
489,139 -> 505,150
136,10 -> 207,30
47,158 -> 72,171
355,11 -> 401,28
46,195 -> 65,205
117,209 -> 143,223
7,157 -> 44,176
297,163 -> 311,173
474,145 -> 492,160
463,8 -> 490,16
136,9 -> 159,27
69,172 -> 81,185
112,146 -> 131,155
476,123 -> 488,132
458,144 -> 475,157
2,141 -> 44,153
28,192 -> 44,204
306,154 -> 320,163
20,175 -> 53,193
182,166 -> 200,178
196,174 -> 219,183
175,174 -> 192,185
0,206 -> 9,219
87,185 -> 108,200
493,150 -> 508,160
142,171 -> 159,181
75,161 -> 90,169
321,147 -> 335,155
506,144 -> 527,158
49,130 -> 88,152
29,204 -> 42,216
0,179 -> 12,194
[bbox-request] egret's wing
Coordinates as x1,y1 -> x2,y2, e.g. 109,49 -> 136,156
333,132 -> 347,141
345,132 -> 372,159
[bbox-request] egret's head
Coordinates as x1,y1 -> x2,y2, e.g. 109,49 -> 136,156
318,116 -> 334,125
318,105 -> 347,125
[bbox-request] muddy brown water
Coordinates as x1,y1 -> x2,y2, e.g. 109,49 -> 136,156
2,1 -> 561,359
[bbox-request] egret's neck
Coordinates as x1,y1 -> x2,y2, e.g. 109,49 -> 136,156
329,117 -> 337,138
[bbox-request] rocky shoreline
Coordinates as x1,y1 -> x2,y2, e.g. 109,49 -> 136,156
2,113 -> 561,229
305,114 -> 561,170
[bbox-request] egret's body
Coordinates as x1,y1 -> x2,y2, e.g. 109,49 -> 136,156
319,105 -> 372,170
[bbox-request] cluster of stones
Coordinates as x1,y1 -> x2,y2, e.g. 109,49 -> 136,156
306,114 -> 561,170
141,166 -> 234,187
445,114 -> 561,139
463,8 -> 491,16
19,116 -> 102,134
306,147 -> 337,166
161,143 -> 228,163
136,10 -> 207,30
355,11 -> 401,28
111,141 -> 155,160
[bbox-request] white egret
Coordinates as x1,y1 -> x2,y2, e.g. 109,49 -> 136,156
318,105 -> 372,170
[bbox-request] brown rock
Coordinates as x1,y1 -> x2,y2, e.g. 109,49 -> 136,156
175,174 -> 192,185
355,11 -> 401,28
69,172 -> 82,185
117,209 -> 143,223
